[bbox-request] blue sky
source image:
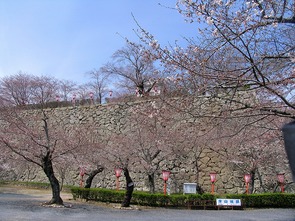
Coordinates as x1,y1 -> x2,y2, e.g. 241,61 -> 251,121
0,0 -> 197,84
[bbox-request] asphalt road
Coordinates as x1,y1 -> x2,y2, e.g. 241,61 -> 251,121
0,186 -> 294,221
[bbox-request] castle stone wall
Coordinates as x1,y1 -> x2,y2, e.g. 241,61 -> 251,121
0,98 -> 293,194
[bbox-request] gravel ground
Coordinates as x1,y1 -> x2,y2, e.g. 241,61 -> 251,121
0,186 -> 295,221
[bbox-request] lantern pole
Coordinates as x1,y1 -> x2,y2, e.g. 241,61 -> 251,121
79,167 -> 86,188
55,95 -> 60,107
162,170 -> 170,195
72,94 -> 76,107
89,92 -> 94,105
210,172 -> 217,194
115,168 -> 122,191
244,174 -> 251,194
277,173 -> 285,193
164,179 -> 168,195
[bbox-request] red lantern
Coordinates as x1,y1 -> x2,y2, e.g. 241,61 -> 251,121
109,90 -> 113,97
209,172 -> 217,194
72,94 -> 76,106
210,172 -> 217,183
115,168 -> 122,178
244,174 -> 251,194
115,168 -> 122,191
277,173 -> 284,184
244,174 -> 251,183
277,173 -> 285,193
89,92 -> 94,104
80,167 -> 85,177
79,167 -> 86,187
162,170 -> 170,195
162,170 -> 170,181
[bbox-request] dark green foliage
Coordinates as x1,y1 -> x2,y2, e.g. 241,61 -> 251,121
225,193 -> 295,208
71,187 -> 295,209
71,187 -> 125,202
132,192 -> 168,207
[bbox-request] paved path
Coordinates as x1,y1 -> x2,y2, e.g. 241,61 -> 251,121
0,186 -> 294,221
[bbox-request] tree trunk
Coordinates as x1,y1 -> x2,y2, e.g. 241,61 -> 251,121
42,154 -> 63,205
256,169 -> 266,192
84,166 -> 104,188
137,82 -> 145,96
148,173 -> 155,193
250,169 -> 256,194
121,168 -> 134,207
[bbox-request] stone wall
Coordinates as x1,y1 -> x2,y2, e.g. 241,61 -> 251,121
0,98 -> 293,194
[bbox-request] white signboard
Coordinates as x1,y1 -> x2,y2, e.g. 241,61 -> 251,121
216,199 -> 241,206
183,183 -> 197,194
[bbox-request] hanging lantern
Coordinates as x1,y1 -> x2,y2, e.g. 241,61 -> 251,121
89,92 -> 94,104
114,167 -> 122,191
209,172 -> 217,194
162,170 -> 170,195
79,166 -> 86,187
244,174 -> 251,183
244,174 -> 251,194
115,168 -> 122,178
162,170 -> 170,181
277,173 -> 285,184
89,92 -> 94,99
72,94 -> 76,106
80,166 -> 86,177
277,173 -> 285,193
210,172 -> 217,183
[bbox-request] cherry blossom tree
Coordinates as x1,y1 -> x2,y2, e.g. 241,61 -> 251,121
85,69 -> 110,104
58,79 -> 77,102
0,105 -> 87,205
0,72 -> 33,105
73,135 -> 107,189
101,42 -> 159,96
131,1 -> 295,188
30,76 -> 59,104
0,73 -> 62,106
84,165 -> 104,188
205,114 -> 290,193
138,0 -> 294,118
102,100 -> 189,193
75,84 -> 90,105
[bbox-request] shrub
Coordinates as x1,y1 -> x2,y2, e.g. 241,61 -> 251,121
224,193 -> 295,208
71,187 -> 125,203
71,187 -> 295,209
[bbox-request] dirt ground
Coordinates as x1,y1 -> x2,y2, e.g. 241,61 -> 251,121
0,184 -> 124,209
0,185 -> 72,200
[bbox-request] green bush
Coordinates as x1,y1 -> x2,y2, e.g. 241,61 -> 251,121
71,187 -> 217,208
70,187 -> 295,209
71,187 -> 125,203
3,181 -> 294,209
224,193 -> 295,208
